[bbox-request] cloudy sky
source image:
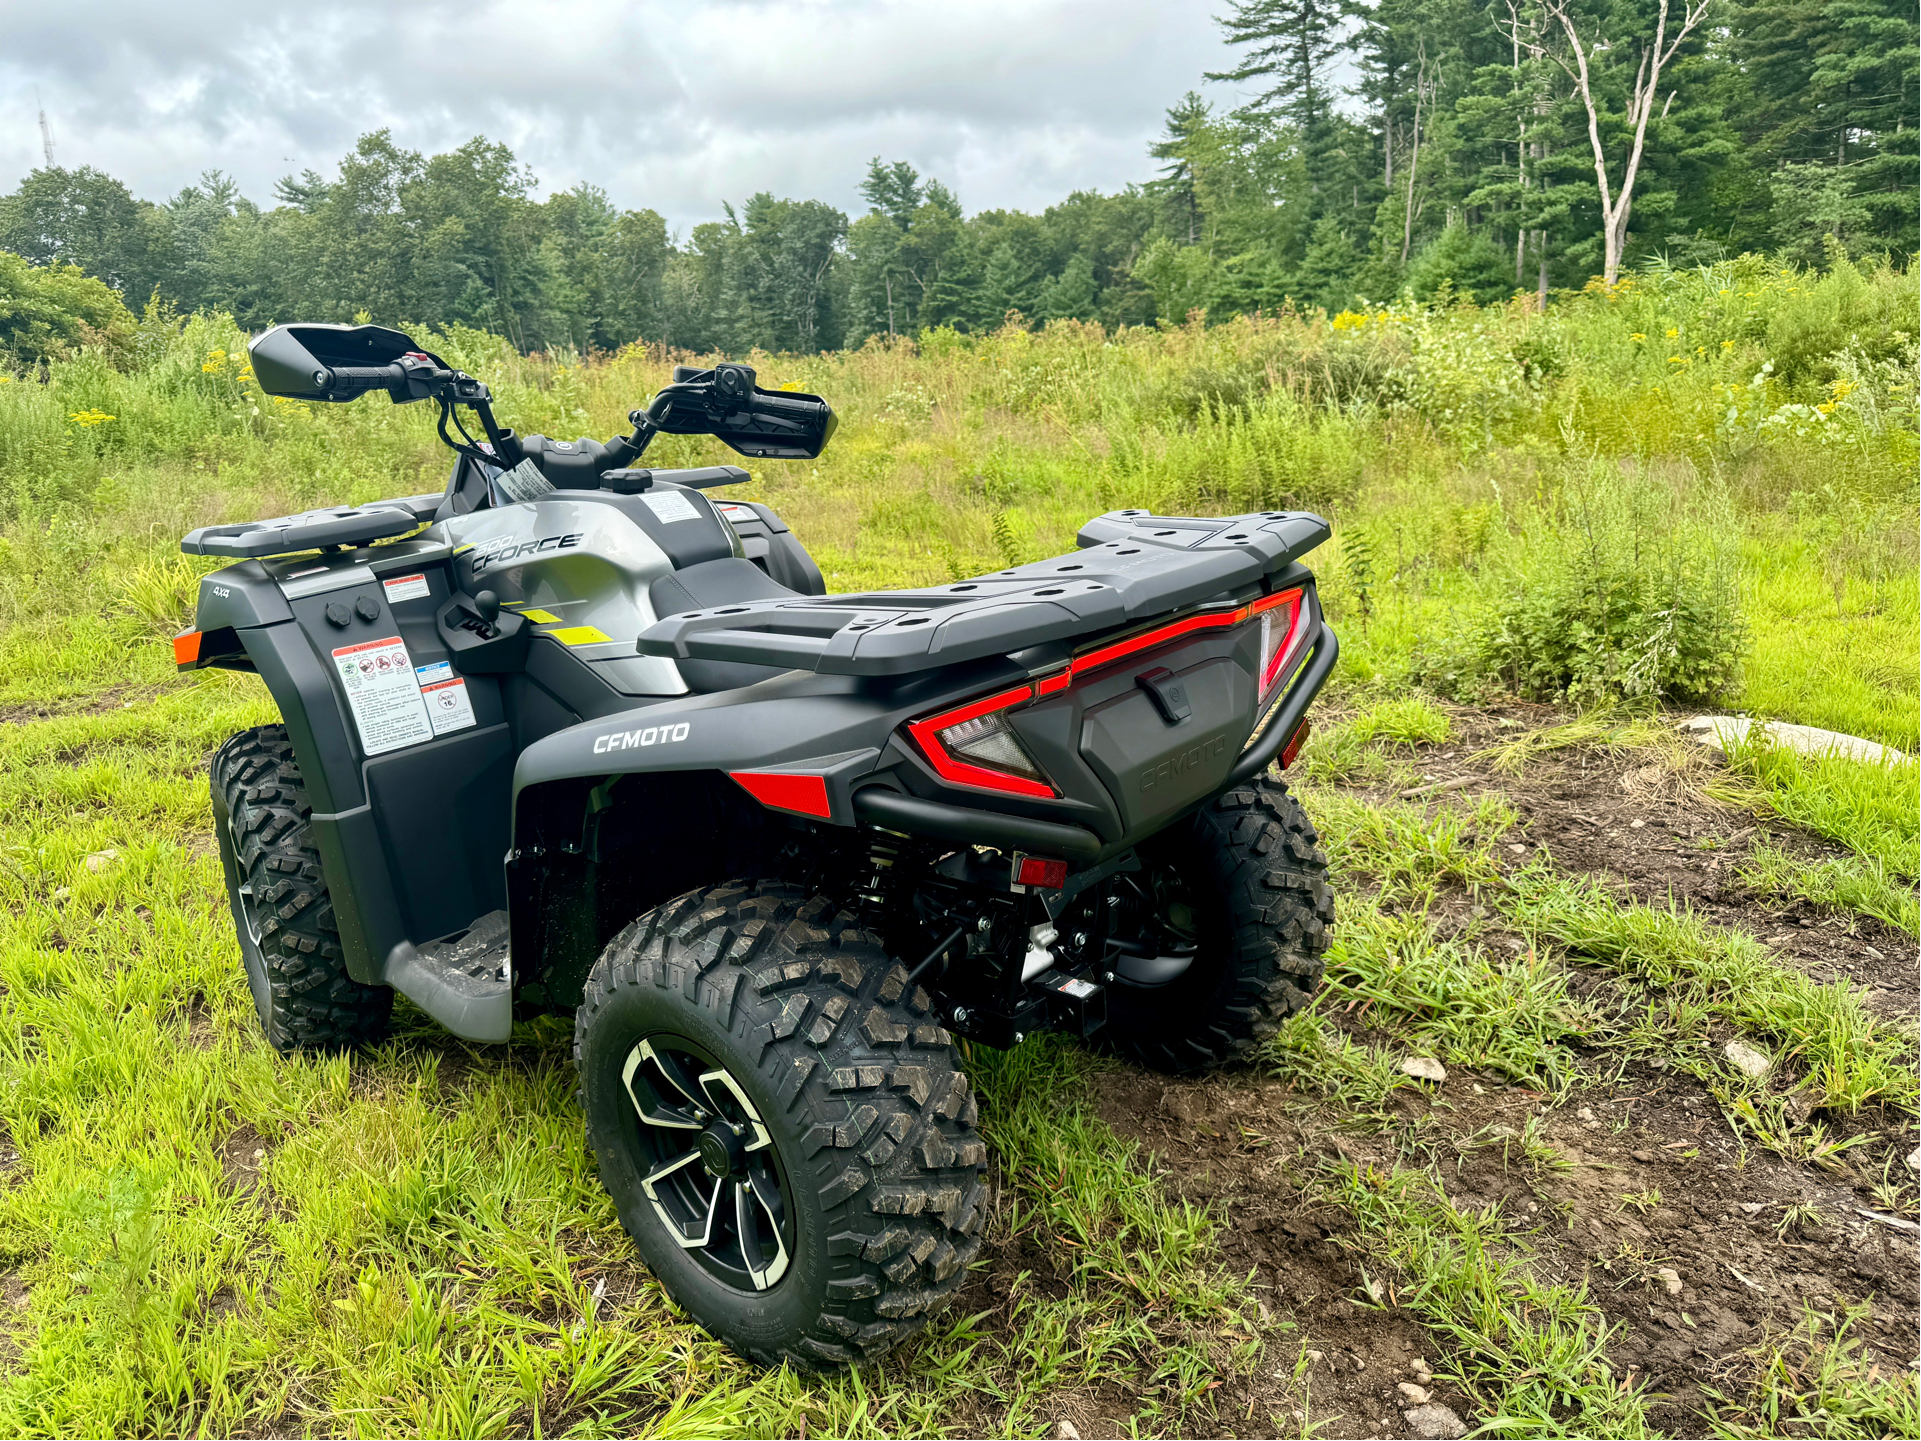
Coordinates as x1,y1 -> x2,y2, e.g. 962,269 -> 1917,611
0,0 -> 1245,232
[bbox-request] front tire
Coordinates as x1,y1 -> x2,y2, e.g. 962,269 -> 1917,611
575,881 -> 988,1369
211,725 -> 392,1052
1101,778 -> 1332,1074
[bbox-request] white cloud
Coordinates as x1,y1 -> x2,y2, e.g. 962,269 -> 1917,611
0,0 -> 1237,229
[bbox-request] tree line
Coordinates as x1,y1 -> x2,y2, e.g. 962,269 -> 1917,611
1,0 -> 1912,360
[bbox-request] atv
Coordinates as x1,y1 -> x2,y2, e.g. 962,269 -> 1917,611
177,322 -> 1339,1367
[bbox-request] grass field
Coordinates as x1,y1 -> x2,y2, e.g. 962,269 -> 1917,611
0,256 -> 1915,1437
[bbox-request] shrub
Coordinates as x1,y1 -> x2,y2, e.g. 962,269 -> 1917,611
0,251 -> 136,367
1422,461 -> 1748,707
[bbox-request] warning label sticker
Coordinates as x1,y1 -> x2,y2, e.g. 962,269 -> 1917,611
415,661 -> 477,736
331,635 -> 433,755
643,489 -> 701,523
382,572 -> 431,603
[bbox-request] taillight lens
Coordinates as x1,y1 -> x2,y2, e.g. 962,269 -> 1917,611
1250,588 -> 1306,696
906,684 -> 1058,798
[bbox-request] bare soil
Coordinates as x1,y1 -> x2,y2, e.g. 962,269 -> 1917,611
1078,712 -> 1919,1438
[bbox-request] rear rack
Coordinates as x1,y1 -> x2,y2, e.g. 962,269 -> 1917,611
636,509 -> 1329,677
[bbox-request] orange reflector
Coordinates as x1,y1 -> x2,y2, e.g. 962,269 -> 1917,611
729,771 -> 831,818
1013,854 -> 1069,889
1280,719 -> 1312,769
172,630 -> 203,666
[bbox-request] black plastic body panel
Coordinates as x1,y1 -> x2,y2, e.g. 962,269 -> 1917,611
714,499 -> 827,596
365,724 -> 513,942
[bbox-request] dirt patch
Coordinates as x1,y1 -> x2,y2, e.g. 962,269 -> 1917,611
1066,708 -> 1920,1436
219,1121 -> 274,1194
1357,708 -> 1915,1013
0,685 -> 161,727
1092,1056 -> 1919,1439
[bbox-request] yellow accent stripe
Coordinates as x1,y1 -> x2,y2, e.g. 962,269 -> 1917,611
519,609 -> 562,623
546,625 -> 611,646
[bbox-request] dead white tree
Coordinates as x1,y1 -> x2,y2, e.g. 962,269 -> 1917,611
1536,0 -> 1712,285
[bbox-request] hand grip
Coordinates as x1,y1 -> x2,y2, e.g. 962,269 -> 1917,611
316,363 -> 406,396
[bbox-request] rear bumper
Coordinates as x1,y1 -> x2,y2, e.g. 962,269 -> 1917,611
1227,620 -> 1338,787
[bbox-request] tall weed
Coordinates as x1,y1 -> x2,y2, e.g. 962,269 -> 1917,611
1421,460 -> 1747,706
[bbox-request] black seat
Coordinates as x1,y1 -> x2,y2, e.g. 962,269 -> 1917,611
650,558 -> 801,692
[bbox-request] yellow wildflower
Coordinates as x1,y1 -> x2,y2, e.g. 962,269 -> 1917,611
68,409 -> 116,426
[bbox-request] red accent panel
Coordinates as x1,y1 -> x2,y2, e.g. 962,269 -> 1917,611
729,770 -> 832,818
1070,608 -> 1241,679
172,630 -> 202,666
1035,668 -> 1072,696
904,684 -> 1057,799
1247,587 -> 1300,616
1015,855 -> 1069,889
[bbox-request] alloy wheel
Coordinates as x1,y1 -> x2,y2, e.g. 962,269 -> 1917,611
621,1035 -> 795,1291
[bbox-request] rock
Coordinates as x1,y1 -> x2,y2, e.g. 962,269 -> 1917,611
1629,819 -> 1646,829
1655,1266 -> 1683,1295
50,887 -> 70,903
1052,1423 -> 1082,1441
1409,1358 -> 1432,1382
1401,1056 -> 1447,1083
83,847 -> 120,873
1307,1349 -> 1326,1368
1632,1150 -> 1656,1163
1403,1402 -> 1468,1439
1507,843 -> 1528,854
1577,1106 -> 1596,1122
1740,1202 -> 1766,1215
1680,715 -> 1907,766
1398,1382 -> 1432,1404
1908,1147 -> 1919,1174
1724,1039 -> 1773,1079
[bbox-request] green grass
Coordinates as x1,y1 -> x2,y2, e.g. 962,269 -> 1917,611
1736,839 -> 1920,937
0,260 -> 1915,1435
1712,733 -> 1920,879
0,692 -> 1256,1437
1267,903 -> 1590,1096
1499,867 -> 1917,1114
1706,1302 -> 1921,1440
1315,1160 -> 1654,1440
1740,537 -> 1920,752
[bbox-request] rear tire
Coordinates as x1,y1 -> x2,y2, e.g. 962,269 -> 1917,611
575,881 -> 988,1369
1101,778 -> 1332,1074
211,725 -> 392,1052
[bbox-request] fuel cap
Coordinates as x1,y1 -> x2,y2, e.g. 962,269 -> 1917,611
354,595 -> 380,622
324,602 -> 351,628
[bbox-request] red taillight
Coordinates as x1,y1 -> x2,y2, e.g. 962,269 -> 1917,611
1013,854 -> 1069,889
729,771 -> 832,818
173,630 -> 203,666
1249,588 -> 1307,694
905,684 -> 1057,798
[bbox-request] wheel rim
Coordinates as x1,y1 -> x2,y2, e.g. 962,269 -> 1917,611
621,1035 -> 795,1291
